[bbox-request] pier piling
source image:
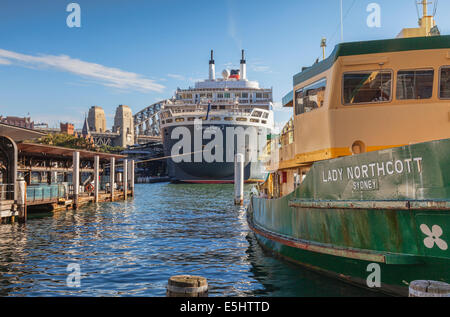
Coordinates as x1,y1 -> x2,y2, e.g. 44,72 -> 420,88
110,157 -> 115,202
17,179 -> 27,223
166,275 -> 208,297
123,159 -> 128,200
94,155 -> 99,203
409,280 -> 450,297
73,151 -> 80,209
130,160 -> 135,198
234,154 -> 244,206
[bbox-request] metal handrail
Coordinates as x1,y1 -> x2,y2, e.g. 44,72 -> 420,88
26,184 -> 67,203
0,183 -> 14,201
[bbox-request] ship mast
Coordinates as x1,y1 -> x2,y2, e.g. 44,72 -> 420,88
398,0 -> 439,38
417,0 -> 437,35
422,0 -> 429,16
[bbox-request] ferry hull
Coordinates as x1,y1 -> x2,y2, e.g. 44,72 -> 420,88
248,138 -> 450,296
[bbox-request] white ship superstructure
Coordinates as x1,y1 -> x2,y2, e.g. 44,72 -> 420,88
160,50 -> 274,130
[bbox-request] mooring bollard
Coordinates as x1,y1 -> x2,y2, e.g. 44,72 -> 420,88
409,280 -> 450,297
234,153 -> 244,206
17,179 -> 27,223
166,275 -> 208,297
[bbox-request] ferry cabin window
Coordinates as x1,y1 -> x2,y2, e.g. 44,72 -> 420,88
295,78 -> 327,115
295,89 -> 304,116
440,67 -> 450,99
397,69 -> 434,100
343,71 -> 392,105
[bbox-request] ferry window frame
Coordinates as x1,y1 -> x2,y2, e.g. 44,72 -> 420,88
342,69 -> 393,106
396,68 -> 434,101
439,66 -> 450,100
294,88 -> 304,116
295,77 -> 327,116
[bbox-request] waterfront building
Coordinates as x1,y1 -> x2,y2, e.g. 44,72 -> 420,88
0,116 -> 34,129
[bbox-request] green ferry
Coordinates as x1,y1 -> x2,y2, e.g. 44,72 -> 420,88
248,1 -> 450,296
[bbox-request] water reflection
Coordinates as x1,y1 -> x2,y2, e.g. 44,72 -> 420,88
0,183 -> 383,297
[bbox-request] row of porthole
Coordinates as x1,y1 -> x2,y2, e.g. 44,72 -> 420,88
161,117 -> 268,125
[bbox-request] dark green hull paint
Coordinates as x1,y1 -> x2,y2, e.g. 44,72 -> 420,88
248,138 -> 450,296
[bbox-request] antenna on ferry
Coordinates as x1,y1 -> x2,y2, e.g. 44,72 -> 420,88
340,0 -> 344,42
320,38 -> 327,60
419,0 -> 438,18
209,50 -> 215,81
240,49 -> 247,81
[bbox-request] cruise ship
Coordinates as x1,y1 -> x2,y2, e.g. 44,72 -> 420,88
160,51 -> 274,184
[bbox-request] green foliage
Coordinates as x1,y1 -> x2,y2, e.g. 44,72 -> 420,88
98,144 -> 125,154
35,133 -> 124,154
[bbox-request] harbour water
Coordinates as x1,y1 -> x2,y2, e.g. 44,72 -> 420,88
0,184 -> 383,297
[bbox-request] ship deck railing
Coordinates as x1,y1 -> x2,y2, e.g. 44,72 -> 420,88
170,100 -> 272,106
167,108 -> 269,117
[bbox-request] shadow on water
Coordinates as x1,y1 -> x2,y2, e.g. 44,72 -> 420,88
0,183 -> 385,297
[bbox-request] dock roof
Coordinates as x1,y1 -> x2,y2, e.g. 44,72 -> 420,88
17,142 -> 126,160
0,122 -> 46,142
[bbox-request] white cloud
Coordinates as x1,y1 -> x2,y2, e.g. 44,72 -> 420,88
273,101 -> 283,109
0,48 -> 165,93
227,1 -> 242,50
167,73 -> 186,81
250,59 -> 272,74
272,101 -> 291,113
0,58 -> 11,65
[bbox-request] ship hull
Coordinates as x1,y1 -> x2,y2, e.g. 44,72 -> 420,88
248,138 -> 450,296
162,123 -> 269,184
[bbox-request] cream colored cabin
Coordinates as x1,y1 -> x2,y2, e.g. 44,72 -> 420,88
263,35 -> 450,198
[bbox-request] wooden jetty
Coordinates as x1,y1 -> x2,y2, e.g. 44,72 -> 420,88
0,123 -> 135,223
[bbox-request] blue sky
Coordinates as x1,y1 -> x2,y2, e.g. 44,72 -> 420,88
1,0 -> 449,130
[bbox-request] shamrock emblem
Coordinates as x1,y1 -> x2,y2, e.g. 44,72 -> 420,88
420,224 -> 448,251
